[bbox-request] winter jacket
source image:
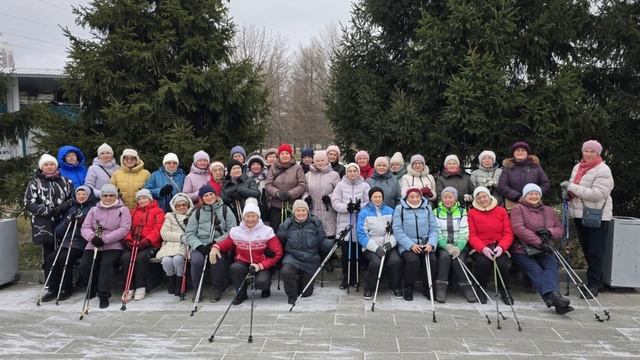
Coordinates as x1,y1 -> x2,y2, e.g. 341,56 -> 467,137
185,201 -> 236,249
157,194 -> 194,259
467,200 -> 513,253
54,188 -> 98,250
391,165 -> 407,181
124,200 -> 165,249
110,159 -> 151,209
265,159 -> 306,209
399,166 -> 437,201
498,156 -> 550,204
359,164 -> 374,180
470,164 -> 503,205
81,199 -> 131,251
436,170 -> 474,203
145,166 -> 186,213
85,157 -> 120,197
277,216 -> 333,274
221,174 -> 261,221
366,170 -> 402,208
392,199 -> 439,254
216,220 -> 283,270
331,175 -> 370,243
247,168 -> 269,217
509,201 -> 563,255
567,161 -> 614,221
331,161 -> 345,179
182,164 -> 210,202
208,177 -> 223,198
57,145 -> 87,188
434,202 -> 468,251
24,170 -> 74,245
356,202 -> 397,252
305,164 -> 340,236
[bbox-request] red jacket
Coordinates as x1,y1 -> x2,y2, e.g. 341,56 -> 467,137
215,220 -> 283,270
468,205 -> 513,252
124,200 -> 165,249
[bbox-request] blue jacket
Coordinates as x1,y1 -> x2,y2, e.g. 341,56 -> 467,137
356,202 -> 395,251
145,167 -> 186,213
392,199 -> 439,254
57,145 -> 87,188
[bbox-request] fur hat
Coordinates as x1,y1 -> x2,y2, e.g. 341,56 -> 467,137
97,143 -> 113,155
38,154 -> 58,169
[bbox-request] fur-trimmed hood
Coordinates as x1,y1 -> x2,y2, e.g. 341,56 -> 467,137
502,155 -> 540,169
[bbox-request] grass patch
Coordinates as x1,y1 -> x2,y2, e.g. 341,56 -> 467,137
19,241 -> 42,271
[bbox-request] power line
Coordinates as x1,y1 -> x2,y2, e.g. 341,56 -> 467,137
7,42 -> 65,54
0,12 -> 60,30
34,0 -> 73,12
0,30 -> 67,47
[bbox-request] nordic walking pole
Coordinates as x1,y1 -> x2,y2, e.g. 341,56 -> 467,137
562,192 -> 571,296
457,255 -> 506,320
120,242 -> 139,311
208,272 -> 253,342
248,273 -> 256,343
371,223 -> 390,312
191,221 -> 216,316
425,251 -> 436,323
290,225 -> 352,311
493,256 -> 502,330
494,256 -> 522,331
179,244 -> 189,301
347,208 -> 353,294
56,219 -> 79,305
37,219 -> 74,306
457,257 -> 492,324
79,222 -> 103,320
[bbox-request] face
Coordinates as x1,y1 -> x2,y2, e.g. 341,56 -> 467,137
243,212 -> 259,228
390,163 -> 402,172
524,191 -> 541,205
164,161 -> 178,172
314,157 -> 328,169
211,166 -> 224,181
195,159 -> 209,169
476,192 -> 491,207
75,190 -> 88,204
371,192 -> 384,207
346,166 -> 358,180
356,156 -> 368,168
266,153 -> 277,165
279,151 -> 291,163
407,192 -> 422,206
514,148 -> 528,161
582,148 -> 598,162
65,152 -> 78,165
99,151 -> 113,162
232,153 -> 245,163
101,193 -> 116,205
230,165 -> 242,178
123,155 -> 138,168
411,161 -> 424,172
445,160 -> 459,173
137,196 -> 151,207
202,192 -> 217,205
481,155 -> 494,168
250,162 -> 263,175
294,207 -> 308,222
442,192 -> 456,208
302,156 -> 313,166
375,161 -> 389,174
41,162 -> 57,174
327,150 -> 338,162
174,201 -> 189,215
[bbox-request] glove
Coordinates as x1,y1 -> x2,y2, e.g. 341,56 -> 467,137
231,191 -> 243,200
277,191 -> 290,201
383,242 -> 392,252
481,247 -> 494,259
74,208 -> 84,219
445,244 -> 460,258
540,242 -> 554,254
560,180 -> 570,189
421,187 -> 433,198
124,240 -> 133,250
347,201 -> 355,213
264,248 -> 276,258
209,247 -> 221,264
138,239 -> 150,249
354,199 -> 361,211
304,196 -> 313,209
322,195 -> 331,205
50,207 -> 62,217
493,246 -> 504,258
463,194 -> 473,203
375,246 -> 386,258
183,218 -> 189,226
160,184 -> 173,196
248,263 -> 260,274
91,236 -> 104,247
535,229 -> 552,242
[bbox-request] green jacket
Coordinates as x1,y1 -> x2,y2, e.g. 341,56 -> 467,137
185,201 -> 236,249
434,202 -> 469,250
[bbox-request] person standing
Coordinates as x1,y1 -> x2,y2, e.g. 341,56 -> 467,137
145,153 -> 186,213
300,148 -> 314,174
390,152 -> 407,181
221,159 -> 261,223
399,154 -> 437,203
85,143 -> 119,197
326,145 -> 345,178
470,150 -> 503,205
305,151 -> 340,238
355,150 -> 374,180
366,156 -> 402,208
498,141 -> 550,211
57,145 -> 87,188
265,144 -> 306,230
110,149 -> 150,209
436,154 -> 474,205
183,150 -> 211,204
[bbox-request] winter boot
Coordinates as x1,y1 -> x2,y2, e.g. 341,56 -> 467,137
460,284 -> 477,303
555,304 -> 575,315
403,286 -> 414,301
210,288 -> 222,302
167,276 -> 176,295
339,276 -> 349,290
261,289 -> 271,298
476,285 -> 487,304
580,285 -> 598,299
232,289 -> 248,305
435,282 -> 448,303
174,276 -> 183,297
57,290 -> 72,302
41,291 -> 57,303
98,291 -> 110,309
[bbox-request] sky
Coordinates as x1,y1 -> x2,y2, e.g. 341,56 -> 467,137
0,0 -> 354,69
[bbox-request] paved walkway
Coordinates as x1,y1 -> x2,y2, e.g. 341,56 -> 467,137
0,279 -> 639,359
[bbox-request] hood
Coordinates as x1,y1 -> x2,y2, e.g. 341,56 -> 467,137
135,199 -> 160,212
502,155 -> 540,169
121,159 -> 146,173
247,153 -> 266,167
189,163 -> 209,175
231,219 -> 275,240
479,161 -> 499,171
57,145 -> 86,169
74,185 -> 98,207
371,170 -> 393,180
392,165 -> 407,176
471,197 -> 498,212
406,165 -> 430,177
97,198 -> 125,209
91,157 -> 118,169
169,192 -> 195,215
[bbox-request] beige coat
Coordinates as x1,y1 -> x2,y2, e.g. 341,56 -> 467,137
157,193 -> 194,259
567,162 -> 614,221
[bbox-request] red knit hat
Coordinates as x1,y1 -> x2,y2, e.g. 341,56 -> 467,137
278,143 -> 293,155
405,187 -> 422,199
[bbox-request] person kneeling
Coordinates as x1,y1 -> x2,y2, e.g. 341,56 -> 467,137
277,199 -> 334,304
210,202 -> 283,305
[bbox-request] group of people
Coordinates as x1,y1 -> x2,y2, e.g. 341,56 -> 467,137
25,139 -> 613,315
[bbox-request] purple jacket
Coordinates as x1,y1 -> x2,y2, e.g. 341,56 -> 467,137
84,157 -> 120,197
305,164 -> 340,236
509,201 -> 562,254
182,163 -> 210,202
81,199 -> 131,251
331,175 -> 370,243
498,155 -> 550,203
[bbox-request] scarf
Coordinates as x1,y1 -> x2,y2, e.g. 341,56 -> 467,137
359,163 -> 373,179
573,156 -> 603,185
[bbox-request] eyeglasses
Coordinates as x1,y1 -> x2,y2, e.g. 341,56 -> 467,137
175,203 -> 188,208
102,194 -> 116,198
123,156 -> 137,161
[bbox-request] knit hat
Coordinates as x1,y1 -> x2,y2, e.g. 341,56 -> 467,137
410,154 -> 425,165
313,150 -> 328,162
345,162 -> 360,174
441,186 -> 459,200
278,143 -> 293,155
522,183 -> 542,197
478,150 -> 496,164
198,184 -> 217,198
405,187 -> 422,199
444,154 -> 460,167
97,143 -> 113,155
369,186 -> 385,200
193,150 -> 210,163
230,145 -> 246,159
264,148 -> 278,158
390,152 -> 404,166
326,145 -> 341,158
292,199 -> 309,213
227,159 -> 243,172
38,154 -> 58,169
75,185 -> 91,196
301,148 -> 314,159
355,150 -> 369,162
242,202 -> 261,217
473,186 -> 491,198
171,193 -> 191,207
247,154 -> 265,169
210,161 -> 225,172
374,156 -> 389,167
122,149 -> 138,159
582,140 -> 603,155
136,188 -> 152,201
100,183 -> 118,196
511,141 -> 531,154
163,152 -> 179,165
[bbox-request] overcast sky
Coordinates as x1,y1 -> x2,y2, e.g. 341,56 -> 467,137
0,0 -> 354,69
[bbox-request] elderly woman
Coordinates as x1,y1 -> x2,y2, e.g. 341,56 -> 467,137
498,141 -> 550,211
393,187 -> 439,301
210,202 -> 283,305
390,152 -> 407,181
366,156 -> 402,208
468,186 -> 514,304
265,144 -> 306,230
221,159 -> 261,223
326,145 -> 345,178
355,150 -> 374,180
110,149 -> 150,209
246,154 -> 269,217
400,154 -> 437,202
24,154 -> 74,278
470,150 -> 503,205
561,140 -> 614,298
300,148 -> 314,174
79,184 -> 131,308
305,151 -> 340,239
277,200 -> 334,304
145,153 -> 186,213
264,148 -> 278,169
357,187 -> 402,300
57,145 -> 87,188
85,143 -> 119,197
437,154 -> 474,204
182,150 -> 211,203
510,183 -> 573,314
208,161 -> 225,197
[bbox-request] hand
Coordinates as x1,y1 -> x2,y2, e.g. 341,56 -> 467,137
383,242 -> 392,252
50,207 -> 62,217
445,244 -> 460,258
354,199 -> 361,211
493,246 -> 504,258
138,239 -> 150,249
337,225 -> 352,241
248,263 -> 260,274
304,196 -> 313,209
540,242 -> 555,254
160,184 -> 173,196
421,187 -> 433,198
264,248 -> 276,258
91,236 -> 104,247
322,195 -> 331,205
231,191 -> 243,200
481,247 -> 494,259
209,247 -> 221,264
423,244 -> 433,253
485,179 -> 496,187
463,194 -> 473,203
123,240 -> 132,250
74,208 -> 84,219
375,246 -> 386,258
411,244 -> 423,254
560,180 -> 570,189
535,229 -> 552,241
347,201 -> 355,213
277,191 -> 290,201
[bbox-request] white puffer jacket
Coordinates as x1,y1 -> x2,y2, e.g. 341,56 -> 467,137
567,162 -> 614,221
156,193 -> 194,259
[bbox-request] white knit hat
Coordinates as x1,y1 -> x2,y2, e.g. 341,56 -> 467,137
163,152 -> 179,165
136,188 -> 152,200
390,152 -> 404,166
478,150 -> 496,164
97,143 -> 113,155
242,202 -> 261,217
473,186 -> 491,198
121,149 -> 139,164
38,154 -> 58,169
292,199 -> 309,213
444,154 -> 460,167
